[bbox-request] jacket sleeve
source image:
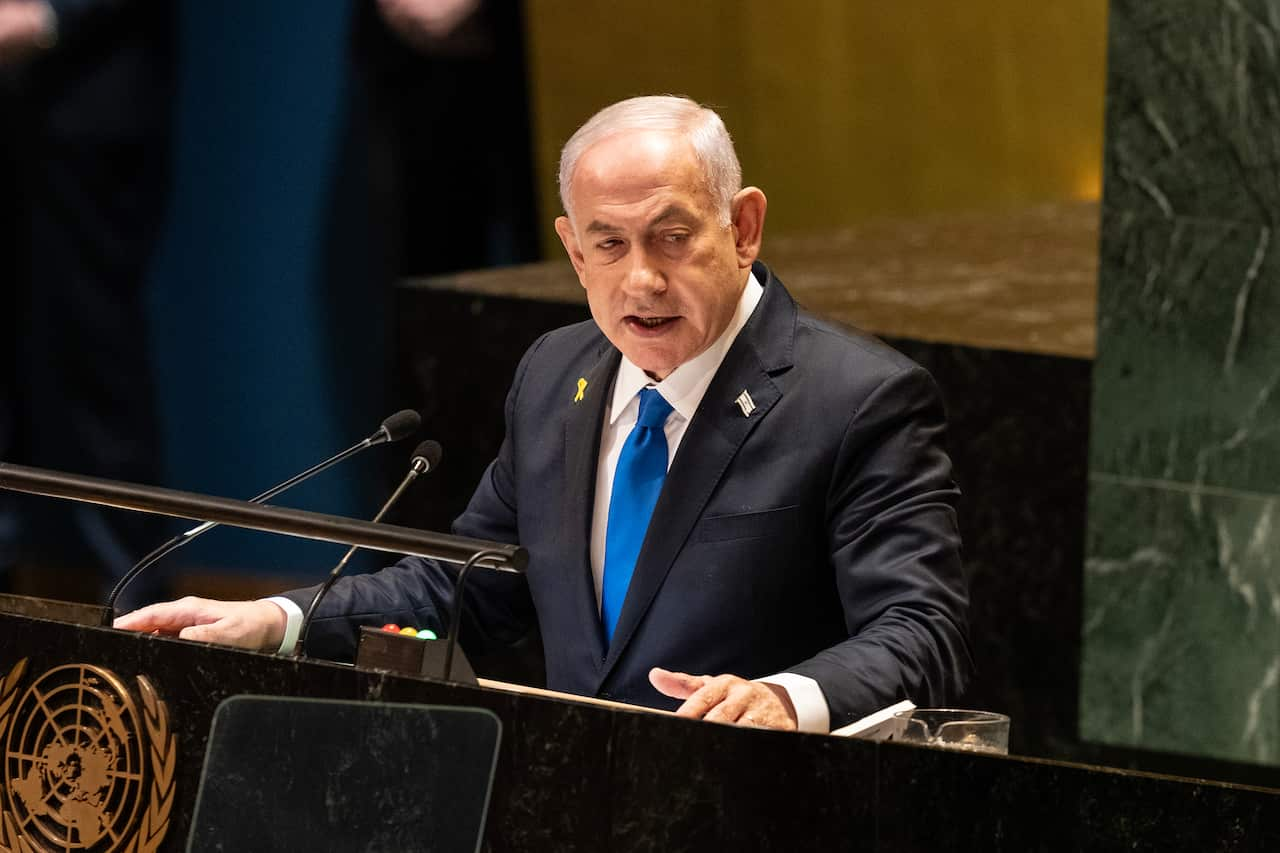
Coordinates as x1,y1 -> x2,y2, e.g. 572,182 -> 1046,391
786,364 -> 974,728
282,334 -> 551,662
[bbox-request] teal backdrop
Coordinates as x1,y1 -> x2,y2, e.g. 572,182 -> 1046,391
146,0 -> 388,580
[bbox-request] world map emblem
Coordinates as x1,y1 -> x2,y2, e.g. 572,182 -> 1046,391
0,660 -> 174,853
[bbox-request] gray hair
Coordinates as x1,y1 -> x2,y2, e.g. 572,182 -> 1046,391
557,95 -> 742,225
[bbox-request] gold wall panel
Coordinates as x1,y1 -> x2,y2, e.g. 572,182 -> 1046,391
525,1 -> 1107,254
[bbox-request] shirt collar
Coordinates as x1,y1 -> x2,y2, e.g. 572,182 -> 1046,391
609,271 -> 764,424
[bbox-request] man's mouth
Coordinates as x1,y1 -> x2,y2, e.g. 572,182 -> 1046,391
626,315 -> 677,330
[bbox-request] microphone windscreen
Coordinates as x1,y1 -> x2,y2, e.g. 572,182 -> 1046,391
411,440 -> 443,471
380,409 -> 422,442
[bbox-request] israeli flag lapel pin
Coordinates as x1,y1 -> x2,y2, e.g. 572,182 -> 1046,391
734,389 -> 756,417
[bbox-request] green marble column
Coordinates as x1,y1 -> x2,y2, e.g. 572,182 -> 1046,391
1083,0 -> 1280,764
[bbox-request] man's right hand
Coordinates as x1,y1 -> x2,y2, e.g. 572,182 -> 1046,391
113,597 -> 287,651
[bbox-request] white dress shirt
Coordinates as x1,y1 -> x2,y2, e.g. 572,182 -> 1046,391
588,272 -> 830,734
274,271 -> 830,732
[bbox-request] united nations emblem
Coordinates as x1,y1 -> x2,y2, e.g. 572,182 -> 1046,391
0,660 -> 174,853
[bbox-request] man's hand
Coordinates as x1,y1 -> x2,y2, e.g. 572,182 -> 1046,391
649,667 -> 798,731
113,597 -> 287,651
0,1 -> 54,66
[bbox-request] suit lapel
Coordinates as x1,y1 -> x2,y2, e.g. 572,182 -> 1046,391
598,264 -> 797,686
561,346 -> 620,669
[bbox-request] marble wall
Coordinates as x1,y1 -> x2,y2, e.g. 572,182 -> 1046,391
1082,0 -> 1280,765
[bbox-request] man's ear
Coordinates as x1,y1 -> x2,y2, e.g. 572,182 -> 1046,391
555,216 -> 587,284
729,187 -> 767,269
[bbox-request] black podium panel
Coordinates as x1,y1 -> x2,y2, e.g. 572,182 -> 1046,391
189,698 -> 499,852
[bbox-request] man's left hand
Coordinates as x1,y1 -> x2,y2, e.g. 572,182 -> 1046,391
649,667 -> 798,731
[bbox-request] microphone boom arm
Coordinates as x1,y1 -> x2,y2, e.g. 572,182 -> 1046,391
103,410 -> 419,614
297,448 -> 435,656
0,462 -> 527,582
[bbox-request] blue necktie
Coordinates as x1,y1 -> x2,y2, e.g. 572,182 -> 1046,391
601,388 -> 674,643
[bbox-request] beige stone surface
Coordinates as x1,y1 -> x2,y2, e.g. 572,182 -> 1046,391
404,201 -> 1099,359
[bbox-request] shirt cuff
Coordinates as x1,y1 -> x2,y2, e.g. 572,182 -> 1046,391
755,672 -> 830,733
264,596 -> 303,655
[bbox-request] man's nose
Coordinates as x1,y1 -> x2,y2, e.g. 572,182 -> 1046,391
622,250 -> 667,298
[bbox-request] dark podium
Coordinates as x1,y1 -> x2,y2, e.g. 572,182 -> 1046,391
1,608 -> 1279,852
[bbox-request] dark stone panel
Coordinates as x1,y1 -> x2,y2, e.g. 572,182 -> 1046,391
1104,0 -> 1280,225
1090,209 -> 1280,491
887,339 -> 1090,762
481,696 -> 615,851
606,718 -> 878,851
876,741 -> 1280,852
1085,202 -> 1280,771
1082,480 -> 1277,765
1088,0 -> 1280,773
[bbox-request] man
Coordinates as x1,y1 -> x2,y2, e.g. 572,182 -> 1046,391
117,96 -> 972,732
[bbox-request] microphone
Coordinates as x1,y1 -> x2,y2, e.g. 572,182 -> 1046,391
104,409 -> 422,619
296,440 -> 443,657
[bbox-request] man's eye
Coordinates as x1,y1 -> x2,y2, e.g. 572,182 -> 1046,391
597,239 -> 622,250
664,233 -> 690,244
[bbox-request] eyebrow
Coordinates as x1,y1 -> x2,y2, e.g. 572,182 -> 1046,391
649,204 -> 697,226
583,204 -> 698,235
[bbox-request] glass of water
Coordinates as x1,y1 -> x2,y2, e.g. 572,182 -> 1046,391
890,709 -> 1010,755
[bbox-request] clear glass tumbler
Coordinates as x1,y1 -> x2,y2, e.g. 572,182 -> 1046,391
890,709 -> 1010,755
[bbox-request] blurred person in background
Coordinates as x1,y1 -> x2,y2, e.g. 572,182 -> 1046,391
0,0 -> 174,609
345,0 -> 540,540
355,0 -> 538,280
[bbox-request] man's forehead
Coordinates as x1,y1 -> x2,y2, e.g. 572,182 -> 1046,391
570,131 -> 713,220
574,131 -> 703,189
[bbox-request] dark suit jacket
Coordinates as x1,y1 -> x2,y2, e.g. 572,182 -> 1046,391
292,262 -> 972,728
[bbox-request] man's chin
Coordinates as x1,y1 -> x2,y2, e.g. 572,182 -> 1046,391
624,350 -> 680,382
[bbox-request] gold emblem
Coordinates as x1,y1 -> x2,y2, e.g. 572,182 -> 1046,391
0,660 -> 175,853
573,377 -> 588,403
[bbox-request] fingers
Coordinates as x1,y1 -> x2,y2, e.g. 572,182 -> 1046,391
658,672 -> 799,731
113,596 -> 218,634
673,676 -> 735,721
177,622 -> 227,644
648,667 -> 708,700
702,681 -> 754,725
115,598 -> 285,651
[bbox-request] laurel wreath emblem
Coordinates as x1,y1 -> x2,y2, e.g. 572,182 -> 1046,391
0,659 -> 176,853
0,658 -> 31,853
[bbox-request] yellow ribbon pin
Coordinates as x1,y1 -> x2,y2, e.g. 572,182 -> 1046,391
573,377 -> 588,403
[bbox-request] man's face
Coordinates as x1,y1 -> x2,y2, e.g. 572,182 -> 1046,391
555,131 -> 760,380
